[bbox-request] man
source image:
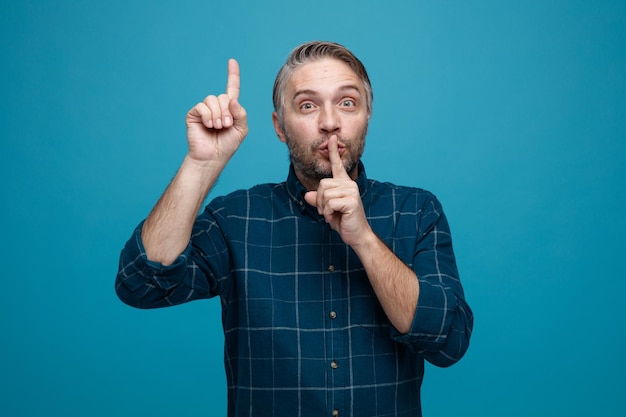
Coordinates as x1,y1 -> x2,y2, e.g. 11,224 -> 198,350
116,41 -> 473,416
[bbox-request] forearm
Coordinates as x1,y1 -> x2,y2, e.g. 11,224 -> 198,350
352,230 -> 419,334
142,155 -> 224,265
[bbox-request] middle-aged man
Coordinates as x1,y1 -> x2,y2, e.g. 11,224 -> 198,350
116,40 -> 473,417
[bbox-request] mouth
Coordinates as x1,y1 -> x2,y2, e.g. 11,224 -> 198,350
318,142 -> 346,158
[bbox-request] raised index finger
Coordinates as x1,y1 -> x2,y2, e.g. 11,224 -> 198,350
328,135 -> 350,179
226,58 -> 240,100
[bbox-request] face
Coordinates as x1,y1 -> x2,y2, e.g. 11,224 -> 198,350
272,58 -> 370,189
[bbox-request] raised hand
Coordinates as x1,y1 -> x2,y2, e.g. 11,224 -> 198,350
185,59 -> 248,164
304,135 -> 370,247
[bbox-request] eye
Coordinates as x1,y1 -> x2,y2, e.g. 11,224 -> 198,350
300,102 -> 315,110
340,99 -> 356,108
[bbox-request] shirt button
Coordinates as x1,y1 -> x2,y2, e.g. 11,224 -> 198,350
329,311 -> 337,319
331,361 -> 338,369
332,410 -> 340,417
327,264 -> 335,272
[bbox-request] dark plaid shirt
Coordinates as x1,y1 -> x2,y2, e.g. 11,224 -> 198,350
116,163 -> 473,417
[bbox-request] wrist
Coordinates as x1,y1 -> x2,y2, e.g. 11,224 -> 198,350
183,153 -> 225,176
177,155 -> 223,196
350,227 -> 382,257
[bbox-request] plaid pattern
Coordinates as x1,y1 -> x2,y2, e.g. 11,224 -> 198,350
116,163 -> 473,417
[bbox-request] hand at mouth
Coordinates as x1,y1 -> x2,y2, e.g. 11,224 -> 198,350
319,141 -> 346,158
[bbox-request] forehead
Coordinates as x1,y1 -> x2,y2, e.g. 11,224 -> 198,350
286,57 -> 363,95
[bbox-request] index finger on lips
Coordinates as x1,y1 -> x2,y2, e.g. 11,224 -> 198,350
328,135 -> 349,179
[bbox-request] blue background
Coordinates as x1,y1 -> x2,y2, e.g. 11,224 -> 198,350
2,1 -> 625,416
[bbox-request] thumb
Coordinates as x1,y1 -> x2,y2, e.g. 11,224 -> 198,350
304,191 -> 318,208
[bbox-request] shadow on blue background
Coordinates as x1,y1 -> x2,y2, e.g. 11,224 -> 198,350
1,1 -> 624,416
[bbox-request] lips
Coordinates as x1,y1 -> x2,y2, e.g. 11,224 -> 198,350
318,142 -> 346,158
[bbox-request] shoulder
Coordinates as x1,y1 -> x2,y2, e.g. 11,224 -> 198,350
365,179 -> 448,228
364,179 -> 451,238
366,179 -> 441,207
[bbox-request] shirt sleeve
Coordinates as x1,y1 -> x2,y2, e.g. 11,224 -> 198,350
114,222 -> 216,309
390,194 -> 474,367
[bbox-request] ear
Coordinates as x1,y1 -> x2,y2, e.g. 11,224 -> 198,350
272,112 -> 287,143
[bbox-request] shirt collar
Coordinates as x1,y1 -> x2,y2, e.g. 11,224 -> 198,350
285,161 -> 369,214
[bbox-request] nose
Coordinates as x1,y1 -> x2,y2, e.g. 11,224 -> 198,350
318,105 -> 340,133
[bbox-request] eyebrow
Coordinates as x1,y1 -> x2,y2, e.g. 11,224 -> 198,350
292,85 -> 362,102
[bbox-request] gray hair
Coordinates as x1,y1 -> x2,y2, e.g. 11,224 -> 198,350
272,41 -> 373,127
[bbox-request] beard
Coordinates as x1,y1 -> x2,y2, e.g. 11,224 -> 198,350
283,126 -> 368,184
